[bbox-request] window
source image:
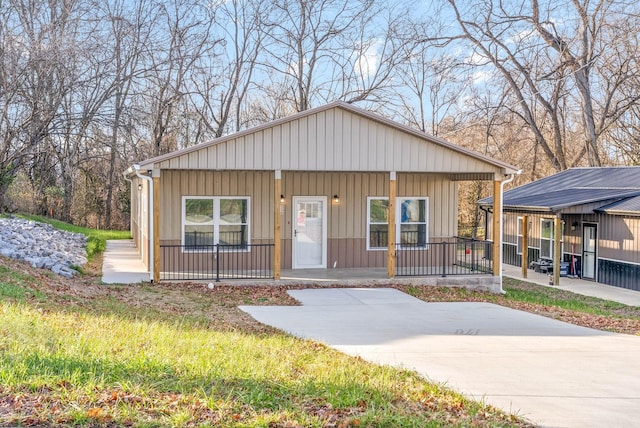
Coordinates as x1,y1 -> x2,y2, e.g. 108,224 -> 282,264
397,197 -> 428,247
367,197 -> 389,250
182,196 -> 249,250
540,219 -> 553,259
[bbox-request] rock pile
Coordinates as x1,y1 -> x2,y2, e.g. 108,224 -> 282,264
0,217 -> 88,277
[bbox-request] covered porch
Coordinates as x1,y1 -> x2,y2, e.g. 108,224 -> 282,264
102,239 -> 499,292
125,102 -> 518,291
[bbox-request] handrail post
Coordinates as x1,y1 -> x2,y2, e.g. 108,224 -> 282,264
216,244 -> 220,282
442,241 -> 447,277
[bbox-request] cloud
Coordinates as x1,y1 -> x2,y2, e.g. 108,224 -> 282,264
355,39 -> 381,80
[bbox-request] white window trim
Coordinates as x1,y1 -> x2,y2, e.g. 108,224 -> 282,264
366,196 -> 389,251
182,196 -> 251,252
396,197 -> 429,249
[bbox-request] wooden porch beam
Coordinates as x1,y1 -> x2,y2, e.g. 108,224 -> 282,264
274,170 -> 282,279
387,172 -> 396,278
553,216 -> 562,286
153,171 -> 160,284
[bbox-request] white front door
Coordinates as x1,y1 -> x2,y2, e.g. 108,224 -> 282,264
292,196 -> 327,268
583,224 -> 597,280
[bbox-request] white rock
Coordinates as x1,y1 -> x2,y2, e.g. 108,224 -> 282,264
0,218 -> 88,277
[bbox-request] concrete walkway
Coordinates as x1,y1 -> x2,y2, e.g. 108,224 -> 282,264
101,240 -> 149,284
241,288 -> 640,428
502,264 -> 640,307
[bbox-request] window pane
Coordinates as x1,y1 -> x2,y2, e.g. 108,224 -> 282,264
220,199 -> 248,224
369,199 -> 388,223
541,221 -> 553,239
185,199 -> 213,247
219,225 -> 247,246
185,199 -> 213,224
400,224 -> 426,246
185,226 -> 214,246
541,239 -> 551,259
369,224 -> 388,248
400,199 -> 426,223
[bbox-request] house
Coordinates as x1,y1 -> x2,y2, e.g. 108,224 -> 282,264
124,101 -> 519,289
479,167 -> 640,291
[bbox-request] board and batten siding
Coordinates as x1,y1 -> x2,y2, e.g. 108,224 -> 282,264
281,172 -> 456,269
597,214 -> 640,264
502,211 -> 640,268
159,170 -> 274,242
130,177 -> 150,270
157,108 -> 503,177
159,170 -> 458,269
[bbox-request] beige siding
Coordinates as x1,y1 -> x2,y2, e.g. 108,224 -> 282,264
130,177 -> 150,269
503,211 -> 640,265
281,171 -> 388,240
598,214 -> 640,263
155,108 -> 504,177
159,170 -> 274,242
160,170 -> 459,269
397,173 -> 458,238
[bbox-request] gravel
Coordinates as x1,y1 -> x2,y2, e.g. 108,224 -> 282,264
0,217 -> 87,277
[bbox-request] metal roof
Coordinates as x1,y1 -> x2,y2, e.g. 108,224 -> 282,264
479,167 -> 640,213
596,195 -> 640,216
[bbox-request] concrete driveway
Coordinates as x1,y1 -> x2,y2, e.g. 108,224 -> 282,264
241,288 -> 640,428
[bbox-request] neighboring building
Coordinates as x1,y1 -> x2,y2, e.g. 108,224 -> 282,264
479,167 -> 640,291
125,101 -> 518,287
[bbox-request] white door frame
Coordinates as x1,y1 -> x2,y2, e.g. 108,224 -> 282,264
582,223 -> 598,280
292,196 -> 327,269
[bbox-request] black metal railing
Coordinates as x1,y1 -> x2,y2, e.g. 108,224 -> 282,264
395,237 -> 493,277
160,243 -> 273,281
184,230 -> 247,247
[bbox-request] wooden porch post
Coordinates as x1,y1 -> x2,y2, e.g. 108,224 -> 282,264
522,215 -> 528,279
152,170 -> 160,284
553,216 -> 562,285
387,172 -> 396,278
492,179 -> 501,276
274,170 -> 282,279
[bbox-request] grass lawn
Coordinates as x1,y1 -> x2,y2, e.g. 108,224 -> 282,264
0,218 -> 527,427
2,217 -> 639,426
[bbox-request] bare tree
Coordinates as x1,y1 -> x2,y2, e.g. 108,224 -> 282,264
396,34 -> 467,136
189,0 -> 263,138
142,0 -> 214,156
261,0 -> 375,112
442,0 -> 640,171
99,0 -> 155,228
0,0 -> 81,212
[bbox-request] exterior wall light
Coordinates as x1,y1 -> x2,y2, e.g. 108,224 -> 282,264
333,194 -> 340,204
280,194 -> 286,204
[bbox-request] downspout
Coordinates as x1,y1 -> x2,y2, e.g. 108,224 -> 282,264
498,170 -> 521,292
133,164 -> 153,282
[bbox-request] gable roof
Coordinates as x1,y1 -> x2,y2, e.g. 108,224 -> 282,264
132,101 -> 518,178
479,167 -> 640,214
